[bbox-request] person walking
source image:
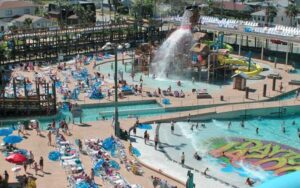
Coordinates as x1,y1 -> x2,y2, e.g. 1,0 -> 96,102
39,157 -> 44,175
154,134 -> 159,150
4,170 -> 9,183
171,121 -> 174,134
23,162 -> 27,173
181,152 -> 185,166
28,151 -> 34,168
90,168 -> 95,181
47,131 -> 52,146
33,162 -> 38,175
279,82 -> 283,92
144,131 -> 147,144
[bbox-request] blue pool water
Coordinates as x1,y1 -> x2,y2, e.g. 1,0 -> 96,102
81,102 -> 163,122
96,61 -> 229,92
0,101 -> 166,130
159,115 -> 300,185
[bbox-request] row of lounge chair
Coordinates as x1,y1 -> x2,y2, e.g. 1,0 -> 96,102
83,138 -> 143,187
54,135 -> 97,188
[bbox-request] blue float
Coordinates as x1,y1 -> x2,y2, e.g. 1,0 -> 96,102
48,151 -> 61,161
137,124 -> 152,130
131,147 -> 141,157
162,98 -> 171,105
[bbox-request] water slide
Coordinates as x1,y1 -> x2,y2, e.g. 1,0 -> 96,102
218,54 -> 262,77
203,41 -> 234,52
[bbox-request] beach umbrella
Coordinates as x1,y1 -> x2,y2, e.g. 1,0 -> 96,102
48,151 -> 61,161
93,159 -> 105,171
3,135 -> 23,144
6,153 -> 27,164
0,128 -> 13,136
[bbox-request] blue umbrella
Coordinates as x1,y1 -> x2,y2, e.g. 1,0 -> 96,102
93,159 -> 105,171
48,151 -> 61,161
0,128 -> 13,136
109,160 -> 120,170
3,135 -> 23,144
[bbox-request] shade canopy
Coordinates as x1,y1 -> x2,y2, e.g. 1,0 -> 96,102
6,153 -> 27,164
0,128 -> 13,136
3,135 -> 23,144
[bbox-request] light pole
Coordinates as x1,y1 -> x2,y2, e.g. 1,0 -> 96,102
102,42 -> 130,137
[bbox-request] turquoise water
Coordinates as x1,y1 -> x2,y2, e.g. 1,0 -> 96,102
80,102 -> 164,122
96,61 -> 229,92
1,102 -> 165,130
171,116 -> 300,182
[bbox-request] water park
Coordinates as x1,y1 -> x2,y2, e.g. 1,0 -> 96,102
1,4 -> 300,188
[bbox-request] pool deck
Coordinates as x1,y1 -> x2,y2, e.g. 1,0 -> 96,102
2,55 -> 300,187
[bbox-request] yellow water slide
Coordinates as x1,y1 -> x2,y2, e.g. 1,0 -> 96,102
217,54 -> 262,77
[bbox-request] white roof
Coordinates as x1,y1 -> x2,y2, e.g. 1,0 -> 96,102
251,9 -> 266,16
232,72 -> 249,79
12,14 -> 46,23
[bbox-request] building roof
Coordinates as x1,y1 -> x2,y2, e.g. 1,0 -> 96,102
0,0 -> 36,10
12,14 -> 46,23
251,9 -> 266,16
215,2 -> 249,11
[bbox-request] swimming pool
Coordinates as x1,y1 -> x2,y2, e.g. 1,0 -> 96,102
0,101 -> 165,130
96,61 -> 230,92
159,115 -> 300,186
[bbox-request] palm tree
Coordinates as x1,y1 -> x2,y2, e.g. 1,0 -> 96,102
73,3 -> 85,25
285,4 -> 299,26
265,5 -> 277,26
23,18 -> 32,29
203,0 -> 214,16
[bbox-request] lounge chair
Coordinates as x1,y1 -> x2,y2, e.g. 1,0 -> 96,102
197,93 -> 212,99
267,74 -> 282,79
162,90 -> 169,96
289,80 -> 300,85
153,92 -> 159,97
174,91 -> 180,97
146,91 -> 153,97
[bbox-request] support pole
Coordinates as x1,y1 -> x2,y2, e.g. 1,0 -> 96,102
207,54 -> 210,81
114,48 -> 120,137
285,42 -> 289,65
272,77 -> 277,91
239,35 -> 243,56
245,87 -> 249,99
261,43 -> 264,60
263,84 -> 267,97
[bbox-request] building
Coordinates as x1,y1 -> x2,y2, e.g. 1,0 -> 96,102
11,14 -> 57,29
48,1 -> 96,25
0,0 -> 37,20
251,6 -> 294,26
0,20 -> 8,31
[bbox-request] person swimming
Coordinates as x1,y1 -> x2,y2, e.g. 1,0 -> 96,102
241,120 -> 245,128
194,152 -> 202,161
228,121 -> 231,129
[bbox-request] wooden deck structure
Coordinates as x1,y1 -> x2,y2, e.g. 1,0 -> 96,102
0,79 -> 57,117
0,20 -> 166,65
